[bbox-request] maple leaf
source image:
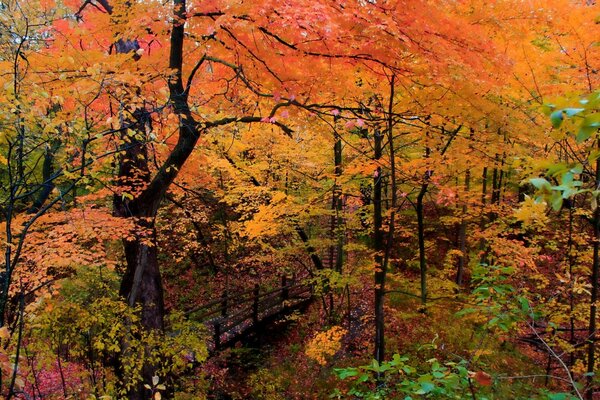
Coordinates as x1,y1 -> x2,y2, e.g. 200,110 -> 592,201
470,371 -> 493,386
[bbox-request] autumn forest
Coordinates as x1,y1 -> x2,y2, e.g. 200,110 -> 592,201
3,0 -> 600,398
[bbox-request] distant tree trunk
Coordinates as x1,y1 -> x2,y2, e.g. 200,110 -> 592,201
491,154 -> 499,205
333,130 -> 344,274
479,166 -> 488,263
417,176 -> 428,305
373,129 -> 385,363
456,169 -> 470,286
374,74 -> 397,364
327,127 -> 344,319
586,139 -> 600,399
568,207 -> 576,369
495,153 -> 506,205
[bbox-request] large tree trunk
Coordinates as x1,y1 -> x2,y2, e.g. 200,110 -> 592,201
120,229 -> 164,330
120,233 -> 165,398
112,108 -> 165,399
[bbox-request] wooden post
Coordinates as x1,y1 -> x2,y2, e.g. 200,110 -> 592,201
214,322 -> 221,350
220,290 -> 228,317
252,284 -> 259,324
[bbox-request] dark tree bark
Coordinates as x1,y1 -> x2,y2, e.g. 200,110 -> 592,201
331,129 -> 343,274
416,174 -> 429,305
373,129 -> 385,363
491,154 -> 499,205
78,0 -> 322,396
456,169 -> 470,286
479,166 -> 488,263
374,74 -> 397,365
27,139 -> 60,214
106,0 -> 202,397
586,139 -> 600,399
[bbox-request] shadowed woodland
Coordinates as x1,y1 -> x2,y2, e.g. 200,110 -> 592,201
2,0 -> 600,399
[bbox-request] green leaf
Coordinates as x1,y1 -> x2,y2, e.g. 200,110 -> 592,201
582,115 -> 600,127
371,359 -> 380,371
335,368 -> 358,379
432,370 -> 446,378
564,108 -> 585,117
518,297 -> 530,314
589,150 -> 600,163
402,365 -> 416,374
550,110 -> 564,128
547,163 -> 568,176
561,171 -> 575,185
547,393 -> 569,400
551,192 -> 564,211
418,382 -> 435,394
562,188 -> 577,199
571,164 -> 583,174
577,125 -> 596,142
530,178 -> 551,191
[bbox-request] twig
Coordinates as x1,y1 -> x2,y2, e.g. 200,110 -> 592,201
526,320 -> 584,399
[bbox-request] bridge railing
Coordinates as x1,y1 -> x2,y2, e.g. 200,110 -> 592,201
185,275 -> 313,350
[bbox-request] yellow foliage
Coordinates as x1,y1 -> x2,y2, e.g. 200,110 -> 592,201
513,196 -> 548,227
305,326 -> 347,366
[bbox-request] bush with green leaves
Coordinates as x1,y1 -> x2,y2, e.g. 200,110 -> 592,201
26,266 -> 208,398
331,354 -> 477,399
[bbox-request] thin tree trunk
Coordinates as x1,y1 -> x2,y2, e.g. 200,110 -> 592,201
568,207 -> 576,370
334,131 -> 343,274
327,128 -> 344,319
417,180 -> 428,305
479,166 -> 488,262
496,153 -> 506,205
374,74 -> 397,364
586,141 -> 600,399
456,169 -> 470,286
491,154 -> 499,205
373,129 -> 385,363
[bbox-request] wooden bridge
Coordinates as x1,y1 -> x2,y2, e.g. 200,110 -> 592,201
186,275 -> 313,352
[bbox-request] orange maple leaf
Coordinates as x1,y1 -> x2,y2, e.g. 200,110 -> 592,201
471,371 -> 492,386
